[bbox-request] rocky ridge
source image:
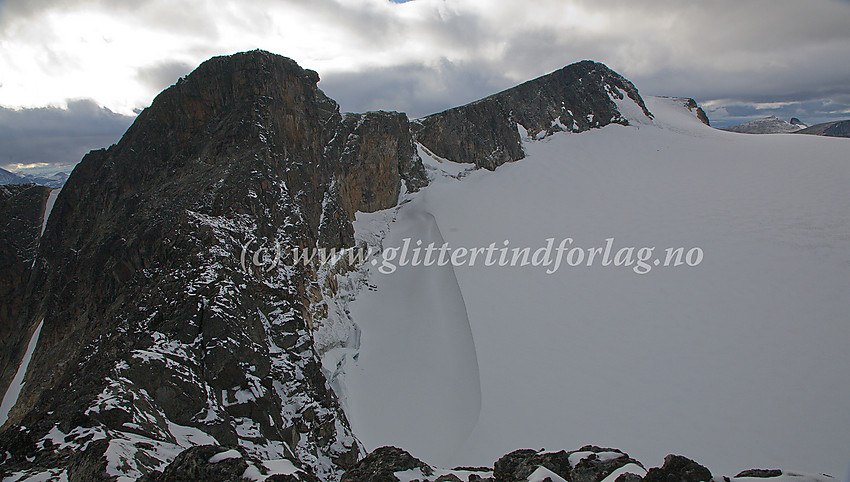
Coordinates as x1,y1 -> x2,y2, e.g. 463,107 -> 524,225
413,60 -> 653,170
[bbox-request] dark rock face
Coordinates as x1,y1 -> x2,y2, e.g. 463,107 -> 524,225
0,184 -> 51,415
329,111 -> 428,218
684,98 -> 710,126
0,50 -> 430,481
340,446 -> 433,482
796,119 -> 850,138
735,469 -> 783,478
414,60 -> 653,170
643,455 -> 712,482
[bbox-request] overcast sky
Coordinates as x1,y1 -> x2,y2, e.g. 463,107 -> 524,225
2,0 -> 850,174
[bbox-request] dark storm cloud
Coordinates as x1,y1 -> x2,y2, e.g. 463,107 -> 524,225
0,99 -> 133,167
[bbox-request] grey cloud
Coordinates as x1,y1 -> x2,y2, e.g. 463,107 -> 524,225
319,59 -> 515,119
3,0 -> 850,157
0,99 -> 134,167
277,0 -> 402,49
137,61 -> 194,92
0,0 -> 221,38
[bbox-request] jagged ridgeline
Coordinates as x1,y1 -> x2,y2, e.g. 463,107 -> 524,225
0,50 -> 668,480
414,60 -> 653,169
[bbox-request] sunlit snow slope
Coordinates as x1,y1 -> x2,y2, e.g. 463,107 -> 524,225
342,97 -> 850,477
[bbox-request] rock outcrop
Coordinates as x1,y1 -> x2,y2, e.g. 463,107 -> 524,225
643,455 -> 712,482
414,60 -> 653,170
669,97 -> 710,126
137,446 -> 250,482
340,446 -> 433,482
491,446 -> 644,482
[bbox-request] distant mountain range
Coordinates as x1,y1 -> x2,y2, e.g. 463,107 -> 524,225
0,168 -> 68,188
722,115 -> 850,137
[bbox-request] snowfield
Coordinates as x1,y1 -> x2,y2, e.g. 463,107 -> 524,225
335,96 -> 850,477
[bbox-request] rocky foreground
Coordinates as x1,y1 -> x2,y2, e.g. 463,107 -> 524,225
137,443 -> 833,482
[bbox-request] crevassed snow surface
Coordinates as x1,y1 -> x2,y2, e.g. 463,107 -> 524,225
0,318 -> 44,426
344,96 -> 850,477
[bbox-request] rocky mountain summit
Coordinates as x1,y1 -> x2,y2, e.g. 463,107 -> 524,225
413,60 -> 653,170
0,50 -> 816,481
